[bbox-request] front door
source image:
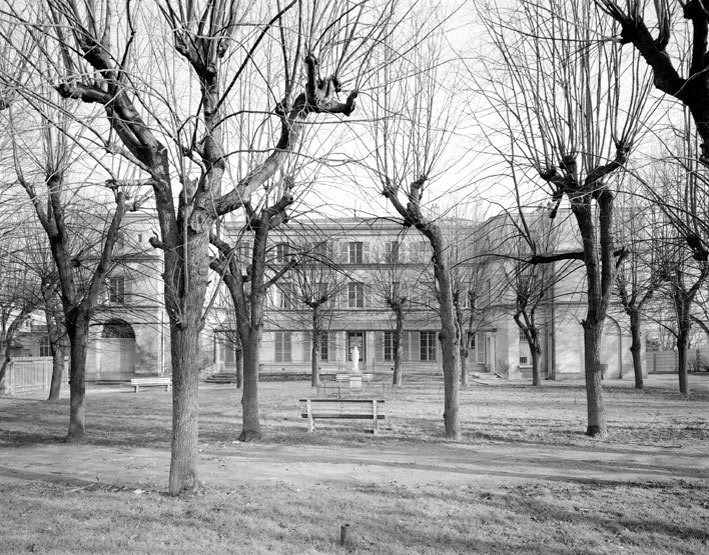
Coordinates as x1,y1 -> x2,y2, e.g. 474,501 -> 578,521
347,331 -> 366,364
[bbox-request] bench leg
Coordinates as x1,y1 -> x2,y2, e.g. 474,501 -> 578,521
306,400 -> 315,432
373,400 -> 379,434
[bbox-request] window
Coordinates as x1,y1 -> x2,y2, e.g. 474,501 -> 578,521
108,276 -> 125,303
348,282 -> 364,308
275,332 -> 292,362
39,336 -> 51,357
415,241 -> 429,262
237,242 -> 251,261
314,241 -> 331,260
420,331 -> 437,362
475,333 -> 486,364
319,332 -> 329,361
383,331 -> 395,361
275,243 -> 290,263
348,241 -> 363,263
277,282 -> 293,309
385,241 -> 400,263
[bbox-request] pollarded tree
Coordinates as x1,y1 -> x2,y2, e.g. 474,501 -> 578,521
289,239 -> 347,388
479,0 -> 656,436
369,239 -> 415,387
365,28 -> 469,440
613,192 -> 664,389
1,92 -> 136,439
210,178 -> 298,441
6,0 -> 398,494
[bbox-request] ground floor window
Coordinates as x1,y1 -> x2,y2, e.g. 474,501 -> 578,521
420,331 -> 437,362
383,331 -> 395,362
275,331 -> 292,362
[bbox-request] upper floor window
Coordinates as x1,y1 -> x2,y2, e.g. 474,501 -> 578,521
348,241 -> 363,264
108,276 -> 125,304
276,281 -> 294,309
348,282 -> 365,308
275,243 -> 291,264
385,241 -> 401,263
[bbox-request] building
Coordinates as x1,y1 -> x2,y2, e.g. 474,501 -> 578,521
211,212 -> 639,381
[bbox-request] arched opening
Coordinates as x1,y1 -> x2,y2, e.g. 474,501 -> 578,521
99,319 -> 136,378
102,319 -> 136,339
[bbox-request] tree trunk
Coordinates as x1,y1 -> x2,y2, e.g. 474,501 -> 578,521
168,321 -> 202,494
166,225 -> 211,495
66,312 -> 90,442
235,348 -> 243,390
240,330 -> 262,441
572,193 -> 613,439
311,309 -> 321,387
531,344 -> 541,386
628,309 -> 644,389
677,324 -> 690,395
430,232 -> 461,440
583,321 -> 607,437
460,348 -> 470,387
393,307 -> 404,387
46,347 -> 65,403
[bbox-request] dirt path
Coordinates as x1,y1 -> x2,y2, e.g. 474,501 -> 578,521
1,438 -> 705,493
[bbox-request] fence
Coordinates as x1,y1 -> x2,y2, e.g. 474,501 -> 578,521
1,357 -> 67,396
647,349 -> 709,374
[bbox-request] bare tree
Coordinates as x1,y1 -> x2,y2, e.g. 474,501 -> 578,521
479,0 -> 655,436
289,239 -> 347,387
210,180 -> 296,441
613,193 -> 664,389
369,242 -> 414,387
5,1 -> 397,493
365,28 -> 469,439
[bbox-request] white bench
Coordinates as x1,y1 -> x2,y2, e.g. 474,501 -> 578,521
300,398 -> 386,434
130,377 -> 171,393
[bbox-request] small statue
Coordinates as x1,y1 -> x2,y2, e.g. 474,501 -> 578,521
350,346 -> 361,374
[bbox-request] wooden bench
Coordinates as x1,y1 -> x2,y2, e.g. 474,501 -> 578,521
300,398 -> 386,434
130,377 -> 171,393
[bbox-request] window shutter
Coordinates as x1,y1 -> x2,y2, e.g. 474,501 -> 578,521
363,241 -> 370,263
402,331 -> 410,362
411,331 -> 421,362
303,333 -> 311,363
375,331 -> 383,361
340,241 -> 348,263
329,332 -> 338,363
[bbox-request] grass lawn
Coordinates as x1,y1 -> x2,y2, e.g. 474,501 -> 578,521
1,373 -> 708,554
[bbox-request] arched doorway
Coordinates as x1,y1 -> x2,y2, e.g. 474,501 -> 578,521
99,319 -> 136,379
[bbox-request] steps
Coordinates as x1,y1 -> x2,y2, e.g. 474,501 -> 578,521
204,372 -> 238,384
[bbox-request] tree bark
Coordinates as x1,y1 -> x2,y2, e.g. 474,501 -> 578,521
628,309 -> 644,389
393,306 -> 404,387
531,345 -> 542,386
235,348 -> 243,390
168,321 -> 202,494
65,311 -> 90,442
311,308 -> 321,387
240,330 -> 262,441
430,230 -> 461,440
573,193 -> 613,438
47,347 -> 65,403
460,348 -> 470,388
